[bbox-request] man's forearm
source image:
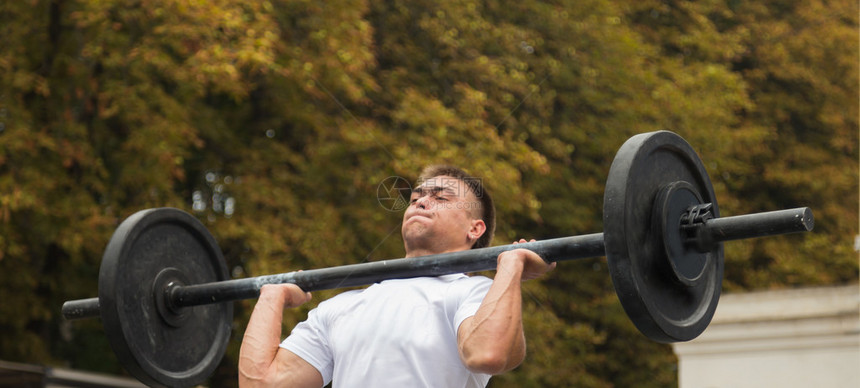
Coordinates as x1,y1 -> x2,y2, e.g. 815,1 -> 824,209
457,255 -> 527,374
239,284 -> 312,386
239,286 -> 289,385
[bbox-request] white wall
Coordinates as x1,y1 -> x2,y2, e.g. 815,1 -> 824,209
673,284 -> 860,388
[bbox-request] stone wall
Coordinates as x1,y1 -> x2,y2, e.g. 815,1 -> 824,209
673,285 -> 859,388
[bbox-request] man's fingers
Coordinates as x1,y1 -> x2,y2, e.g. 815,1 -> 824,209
260,283 -> 312,308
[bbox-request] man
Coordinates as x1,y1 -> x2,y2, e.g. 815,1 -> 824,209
238,165 -> 555,387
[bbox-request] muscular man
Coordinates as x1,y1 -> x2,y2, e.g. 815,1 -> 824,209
238,165 -> 555,387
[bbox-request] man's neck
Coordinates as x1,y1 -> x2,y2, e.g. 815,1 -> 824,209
404,244 -> 471,258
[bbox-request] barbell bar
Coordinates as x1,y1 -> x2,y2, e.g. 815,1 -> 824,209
62,207 -> 811,320
60,131 -> 814,387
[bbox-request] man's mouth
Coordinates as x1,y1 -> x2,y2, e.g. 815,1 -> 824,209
406,212 -> 433,222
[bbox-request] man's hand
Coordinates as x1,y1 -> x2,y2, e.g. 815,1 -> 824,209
260,283 -> 312,308
498,239 -> 556,281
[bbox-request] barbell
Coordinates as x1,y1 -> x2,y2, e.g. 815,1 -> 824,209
61,131 -> 814,387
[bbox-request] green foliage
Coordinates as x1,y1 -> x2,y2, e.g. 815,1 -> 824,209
0,0 -> 856,386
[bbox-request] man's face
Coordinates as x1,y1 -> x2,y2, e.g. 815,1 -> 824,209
401,175 -> 485,256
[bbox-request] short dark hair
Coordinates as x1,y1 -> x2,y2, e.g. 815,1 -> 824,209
416,165 -> 495,249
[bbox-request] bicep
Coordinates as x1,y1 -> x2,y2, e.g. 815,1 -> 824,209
270,348 -> 325,388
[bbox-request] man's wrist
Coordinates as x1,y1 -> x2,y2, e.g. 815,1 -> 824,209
497,251 -> 526,273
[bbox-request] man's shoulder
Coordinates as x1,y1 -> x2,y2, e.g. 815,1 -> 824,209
445,274 -> 493,296
410,274 -> 493,288
314,289 -> 364,310
455,273 -> 493,284
315,275 -> 492,306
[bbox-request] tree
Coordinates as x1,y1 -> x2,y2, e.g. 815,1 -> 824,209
0,1 -> 855,387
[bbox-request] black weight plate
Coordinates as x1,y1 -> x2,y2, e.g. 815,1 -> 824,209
99,208 -> 232,387
604,131 -> 723,342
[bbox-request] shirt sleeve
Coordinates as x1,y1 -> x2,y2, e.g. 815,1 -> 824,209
451,275 -> 493,331
280,306 -> 335,386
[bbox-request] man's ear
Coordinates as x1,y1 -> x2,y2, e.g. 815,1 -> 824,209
467,219 -> 486,244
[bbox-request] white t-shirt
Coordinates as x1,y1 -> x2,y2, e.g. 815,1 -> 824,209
280,274 -> 493,387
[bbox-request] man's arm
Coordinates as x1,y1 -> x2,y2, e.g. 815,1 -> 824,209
238,284 -> 323,388
456,241 -> 555,375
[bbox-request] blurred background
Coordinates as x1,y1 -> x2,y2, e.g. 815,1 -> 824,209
0,0 -> 857,386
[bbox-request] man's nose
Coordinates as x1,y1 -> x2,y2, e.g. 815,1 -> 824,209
413,195 -> 432,209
